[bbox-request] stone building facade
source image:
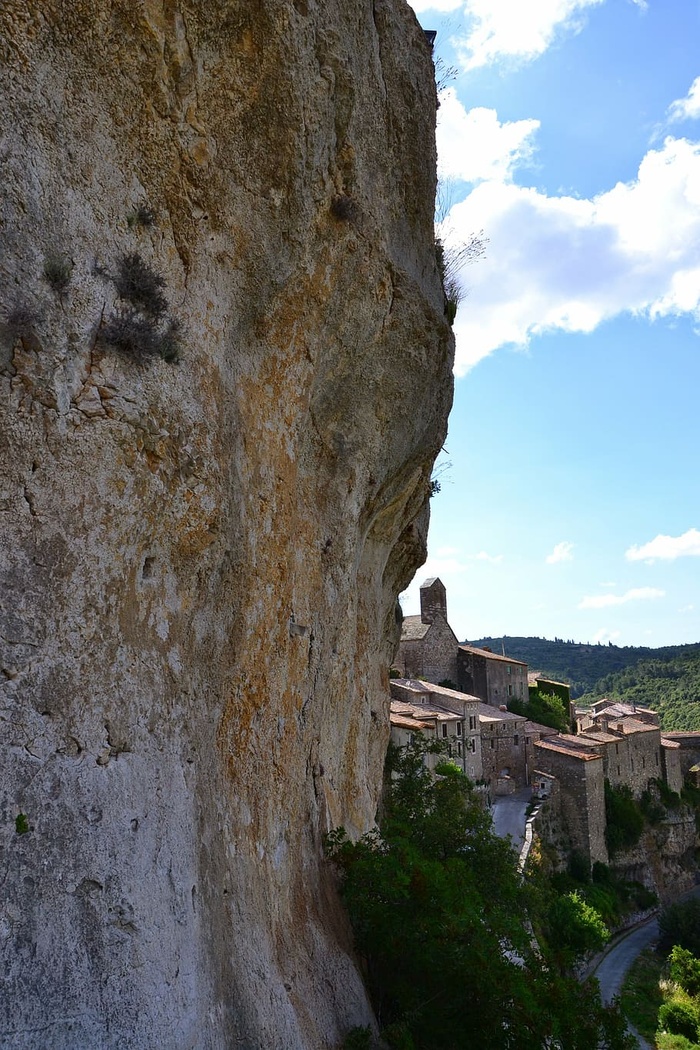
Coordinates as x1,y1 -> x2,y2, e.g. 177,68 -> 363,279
457,645 -> 528,708
389,679 -> 482,782
533,736 -> 608,866
397,578 -> 460,686
478,704 -> 528,793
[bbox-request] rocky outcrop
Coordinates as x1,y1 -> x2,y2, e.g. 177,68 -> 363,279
0,3 -> 453,1047
613,810 -> 698,902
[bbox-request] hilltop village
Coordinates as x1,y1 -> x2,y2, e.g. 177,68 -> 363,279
391,578 -> 700,881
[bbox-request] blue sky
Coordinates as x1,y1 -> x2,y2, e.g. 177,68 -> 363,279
401,0 -> 700,648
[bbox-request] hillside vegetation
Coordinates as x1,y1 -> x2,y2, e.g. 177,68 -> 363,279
473,636 -> 700,731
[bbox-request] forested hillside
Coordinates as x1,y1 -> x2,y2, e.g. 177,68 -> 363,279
579,651 -> 700,730
473,636 -> 700,699
472,636 -> 700,730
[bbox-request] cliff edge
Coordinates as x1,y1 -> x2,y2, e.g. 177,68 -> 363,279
0,2 -> 453,1046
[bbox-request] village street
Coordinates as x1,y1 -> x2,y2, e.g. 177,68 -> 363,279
491,787 -> 531,852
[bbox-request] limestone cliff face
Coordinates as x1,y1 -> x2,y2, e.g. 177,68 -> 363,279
0,3 -> 453,1047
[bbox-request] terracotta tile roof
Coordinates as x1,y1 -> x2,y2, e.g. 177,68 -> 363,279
390,713 -> 432,731
390,699 -> 460,723
421,682 -> 481,704
400,615 -> 430,641
607,717 -> 659,735
661,737 -> 681,750
534,738 -> 602,761
528,672 -> 570,688
524,721 -> 559,737
657,732 -> 700,744
476,703 -> 527,725
459,644 -> 527,667
594,702 -> 657,721
577,730 -> 619,744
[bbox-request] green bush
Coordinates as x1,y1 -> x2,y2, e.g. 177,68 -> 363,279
656,1034 -> 700,1050
658,1000 -> 699,1043
605,781 -> 644,855
670,947 -> 700,998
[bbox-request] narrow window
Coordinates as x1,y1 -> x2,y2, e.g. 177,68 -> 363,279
490,739 -> 494,750
514,735 -> 519,746
456,722 -> 462,736
442,723 -> 447,738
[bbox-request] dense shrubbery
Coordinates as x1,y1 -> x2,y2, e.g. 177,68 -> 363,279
604,780 -> 645,855
508,689 -> 570,732
328,742 -> 632,1050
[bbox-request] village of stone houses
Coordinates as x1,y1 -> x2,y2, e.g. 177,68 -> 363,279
392,577 -> 700,894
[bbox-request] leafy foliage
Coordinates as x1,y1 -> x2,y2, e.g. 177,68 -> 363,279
328,741 -> 633,1049
659,900 -> 700,957
604,781 -> 645,856
658,1000 -> 700,1043
508,689 -> 570,732
670,947 -> 700,999
101,253 -> 181,363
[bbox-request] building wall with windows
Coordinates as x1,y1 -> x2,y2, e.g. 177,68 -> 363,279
457,646 -> 528,708
389,680 -> 483,782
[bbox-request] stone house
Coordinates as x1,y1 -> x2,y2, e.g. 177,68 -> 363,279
457,644 -> 528,708
533,715 -> 685,867
574,699 -> 658,735
533,735 -> 608,866
476,703 -> 529,794
389,679 -> 482,782
397,578 -> 460,686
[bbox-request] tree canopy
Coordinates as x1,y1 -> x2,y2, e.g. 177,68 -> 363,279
328,742 -> 633,1049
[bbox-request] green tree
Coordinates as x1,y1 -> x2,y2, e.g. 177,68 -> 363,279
544,890 -> 609,971
604,781 -> 645,855
669,947 -> 700,999
508,689 -> 569,732
660,901 -> 700,958
328,741 -> 633,1049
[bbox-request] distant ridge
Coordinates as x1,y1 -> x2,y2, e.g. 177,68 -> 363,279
470,636 -> 700,700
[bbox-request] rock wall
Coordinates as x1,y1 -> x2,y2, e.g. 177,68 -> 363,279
0,3 -> 453,1047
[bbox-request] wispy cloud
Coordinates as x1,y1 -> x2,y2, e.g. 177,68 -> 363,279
578,587 -> 665,609
592,627 -> 622,643
626,528 -> 700,562
447,135 -> 700,372
472,550 -> 504,564
546,541 -> 574,564
454,0 -> 605,71
668,77 -> 700,123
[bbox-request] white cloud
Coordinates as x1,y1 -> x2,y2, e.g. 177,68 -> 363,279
626,527 -> 700,562
437,92 -> 539,184
447,135 -> 700,372
472,550 -> 504,563
546,541 -> 574,564
592,628 -> 622,643
668,77 -> 700,123
679,604 -> 695,613
578,587 -> 665,609
455,0 -> 604,71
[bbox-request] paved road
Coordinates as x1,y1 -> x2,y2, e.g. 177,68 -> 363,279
592,918 -> 659,1050
491,787 -> 531,851
593,918 -> 659,1006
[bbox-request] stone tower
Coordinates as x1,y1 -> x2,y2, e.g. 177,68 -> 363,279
420,577 -> 447,624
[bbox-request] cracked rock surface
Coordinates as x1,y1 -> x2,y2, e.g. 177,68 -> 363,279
0,2 -> 453,1047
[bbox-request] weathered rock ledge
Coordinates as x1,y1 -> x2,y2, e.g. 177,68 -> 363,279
0,2 -> 453,1047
